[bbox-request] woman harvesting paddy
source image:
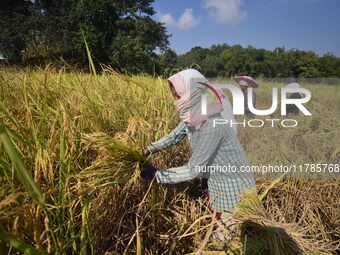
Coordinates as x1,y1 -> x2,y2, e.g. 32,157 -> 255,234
141,69 -> 255,240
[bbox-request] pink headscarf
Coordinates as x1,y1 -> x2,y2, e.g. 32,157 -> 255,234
168,69 -> 222,130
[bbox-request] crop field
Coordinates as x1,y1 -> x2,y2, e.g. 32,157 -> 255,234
0,67 -> 339,254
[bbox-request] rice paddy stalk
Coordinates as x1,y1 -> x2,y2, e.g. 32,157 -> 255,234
0,68 -> 338,254
0,229 -> 45,255
0,124 -> 44,206
81,29 -> 97,77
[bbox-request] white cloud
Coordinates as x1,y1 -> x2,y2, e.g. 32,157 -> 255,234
203,0 -> 247,26
159,8 -> 200,30
159,13 -> 177,27
178,9 -> 200,30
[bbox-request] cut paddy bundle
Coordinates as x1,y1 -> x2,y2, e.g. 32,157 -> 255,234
82,132 -> 147,172
67,132 -> 148,195
232,184 -> 335,255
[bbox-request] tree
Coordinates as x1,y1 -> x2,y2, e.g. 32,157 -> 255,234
177,46 -> 209,68
319,53 -> 340,77
0,0 -> 169,73
157,48 -> 177,75
110,14 -> 168,73
295,51 -> 320,78
0,0 -> 33,62
201,55 -> 223,77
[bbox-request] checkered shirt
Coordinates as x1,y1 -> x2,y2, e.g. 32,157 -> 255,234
147,115 -> 255,212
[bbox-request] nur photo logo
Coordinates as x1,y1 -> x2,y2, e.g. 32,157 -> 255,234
191,78 -> 312,128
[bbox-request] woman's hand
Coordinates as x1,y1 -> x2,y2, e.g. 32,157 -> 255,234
140,163 -> 158,180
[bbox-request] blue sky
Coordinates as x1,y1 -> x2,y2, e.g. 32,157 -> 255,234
152,0 -> 340,56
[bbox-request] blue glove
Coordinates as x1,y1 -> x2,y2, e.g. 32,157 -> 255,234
141,163 -> 157,180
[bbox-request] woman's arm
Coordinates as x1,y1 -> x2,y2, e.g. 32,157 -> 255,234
155,122 -> 223,184
147,121 -> 187,154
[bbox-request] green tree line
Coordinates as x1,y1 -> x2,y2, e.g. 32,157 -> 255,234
1,0 -> 340,78
161,45 -> 340,78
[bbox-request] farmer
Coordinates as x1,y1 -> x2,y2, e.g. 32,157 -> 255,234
285,83 -> 303,115
144,69 -> 238,200
142,69 -> 255,239
234,76 -> 259,117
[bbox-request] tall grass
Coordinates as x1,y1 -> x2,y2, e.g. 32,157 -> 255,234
0,67 -> 339,254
